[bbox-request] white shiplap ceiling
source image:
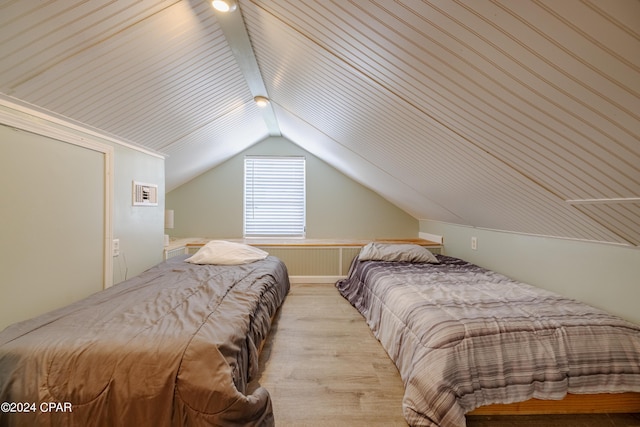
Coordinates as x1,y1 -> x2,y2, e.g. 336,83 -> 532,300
1,0 -> 638,246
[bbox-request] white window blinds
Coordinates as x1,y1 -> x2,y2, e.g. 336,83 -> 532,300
244,156 -> 306,237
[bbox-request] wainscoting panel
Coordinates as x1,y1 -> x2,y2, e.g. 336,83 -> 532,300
341,247 -> 363,275
257,247 -> 341,276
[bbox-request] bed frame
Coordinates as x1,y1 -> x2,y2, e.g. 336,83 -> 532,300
469,390 -> 640,415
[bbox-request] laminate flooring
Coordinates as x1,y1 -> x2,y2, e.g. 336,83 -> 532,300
249,283 -> 640,427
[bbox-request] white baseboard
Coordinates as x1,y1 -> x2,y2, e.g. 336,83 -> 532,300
289,275 -> 346,284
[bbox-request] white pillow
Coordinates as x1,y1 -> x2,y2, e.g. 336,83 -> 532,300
185,240 -> 269,265
358,242 -> 439,263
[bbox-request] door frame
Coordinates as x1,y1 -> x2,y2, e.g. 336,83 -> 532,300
0,98 -> 114,288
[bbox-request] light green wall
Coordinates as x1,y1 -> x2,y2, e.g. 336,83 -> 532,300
111,144 -> 165,284
167,137 -> 418,239
421,220 -> 640,324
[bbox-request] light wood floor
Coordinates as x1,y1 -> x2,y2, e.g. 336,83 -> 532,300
250,283 -> 640,427
249,282 -> 408,426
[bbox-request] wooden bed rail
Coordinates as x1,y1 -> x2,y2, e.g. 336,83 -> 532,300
468,392 -> 640,415
167,237 -> 442,249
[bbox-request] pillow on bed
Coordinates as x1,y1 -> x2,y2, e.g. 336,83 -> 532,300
185,240 -> 269,265
358,242 -> 439,263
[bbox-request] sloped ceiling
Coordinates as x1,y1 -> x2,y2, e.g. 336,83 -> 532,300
1,0 -> 638,246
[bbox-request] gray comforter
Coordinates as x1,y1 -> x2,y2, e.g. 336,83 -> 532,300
0,255 -> 289,427
336,255 -> 640,427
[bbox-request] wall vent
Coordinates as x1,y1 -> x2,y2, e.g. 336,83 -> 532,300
132,181 -> 158,206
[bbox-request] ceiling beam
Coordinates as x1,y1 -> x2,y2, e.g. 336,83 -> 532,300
212,2 -> 281,136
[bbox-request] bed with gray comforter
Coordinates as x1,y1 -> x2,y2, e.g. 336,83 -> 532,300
337,254 -> 640,427
0,255 -> 289,427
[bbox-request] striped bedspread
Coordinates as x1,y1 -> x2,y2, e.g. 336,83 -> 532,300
336,255 -> 640,427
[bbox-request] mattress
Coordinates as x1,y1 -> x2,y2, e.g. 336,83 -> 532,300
336,255 -> 640,427
0,255 -> 289,427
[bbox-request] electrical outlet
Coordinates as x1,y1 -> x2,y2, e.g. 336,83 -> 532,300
113,239 -> 120,257
471,236 -> 477,250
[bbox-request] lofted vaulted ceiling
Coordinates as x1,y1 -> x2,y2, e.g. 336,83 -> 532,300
1,0 -> 638,246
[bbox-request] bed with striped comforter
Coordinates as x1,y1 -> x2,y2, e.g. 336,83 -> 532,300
336,255 -> 640,427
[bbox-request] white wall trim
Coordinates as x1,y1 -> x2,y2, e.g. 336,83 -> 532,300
0,101 -> 115,289
419,231 -> 444,244
0,95 -> 164,159
565,197 -> 640,205
421,219 -> 634,249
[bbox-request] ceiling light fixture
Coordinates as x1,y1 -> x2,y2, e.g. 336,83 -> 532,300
254,96 -> 269,108
211,0 -> 237,12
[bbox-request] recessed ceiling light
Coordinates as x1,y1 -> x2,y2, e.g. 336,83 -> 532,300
211,0 -> 237,12
254,96 -> 269,108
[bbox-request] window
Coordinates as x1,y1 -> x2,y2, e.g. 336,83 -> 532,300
244,156 -> 306,237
